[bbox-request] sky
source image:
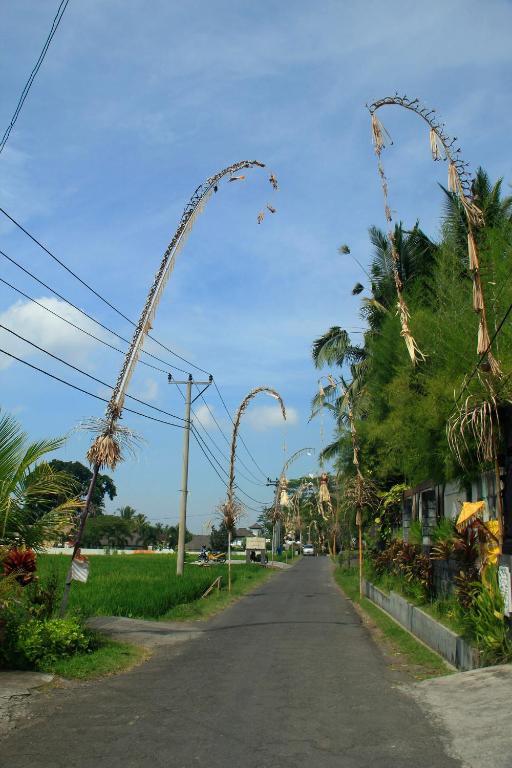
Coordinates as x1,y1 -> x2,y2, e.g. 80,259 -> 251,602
1,0 -> 511,532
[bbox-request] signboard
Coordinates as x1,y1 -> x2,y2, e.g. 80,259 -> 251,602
245,537 -> 266,550
498,565 -> 512,617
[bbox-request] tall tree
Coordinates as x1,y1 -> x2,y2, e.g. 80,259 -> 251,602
49,460 -> 117,515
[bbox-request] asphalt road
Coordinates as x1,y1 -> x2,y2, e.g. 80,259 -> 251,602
3,558 -> 461,768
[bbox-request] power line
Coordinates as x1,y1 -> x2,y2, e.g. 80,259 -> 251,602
173,383 -> 270,502
0,211 -> 274,481
191,425 -> 269,508
0,275 -> 171,377
190,429 -> 263,515
0,0 -> 71,155
0,206 -> 212,375
0,323 -> 184,422
193,388 -> 267,486
0,248 -> 190,374
0,347 -> 182,428
212,381 -> 269,480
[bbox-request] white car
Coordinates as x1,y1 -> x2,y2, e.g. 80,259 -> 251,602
302,544 -> 314,556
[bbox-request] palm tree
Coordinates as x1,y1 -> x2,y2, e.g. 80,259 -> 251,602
117,505 -> 137,520
0,411 -> 80,551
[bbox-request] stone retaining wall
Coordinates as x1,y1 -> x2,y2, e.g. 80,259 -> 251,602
363,579 -> 481,670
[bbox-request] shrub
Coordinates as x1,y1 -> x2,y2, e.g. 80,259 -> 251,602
456,566 -> 512,665
17,617 -> 91,668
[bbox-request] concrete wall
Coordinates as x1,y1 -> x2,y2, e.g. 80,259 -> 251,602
363,580 -> 481,671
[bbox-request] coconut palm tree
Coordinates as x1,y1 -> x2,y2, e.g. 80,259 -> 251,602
0,411 -> 80,551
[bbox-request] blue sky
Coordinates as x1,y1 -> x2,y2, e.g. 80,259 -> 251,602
1,0 -> 511,532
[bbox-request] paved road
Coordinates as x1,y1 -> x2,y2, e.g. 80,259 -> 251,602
3,558 -> 460,767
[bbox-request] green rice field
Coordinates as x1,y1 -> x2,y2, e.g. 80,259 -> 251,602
38,554 -> 267,620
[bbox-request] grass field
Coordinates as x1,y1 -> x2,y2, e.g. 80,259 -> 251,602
38,554 -> 271,620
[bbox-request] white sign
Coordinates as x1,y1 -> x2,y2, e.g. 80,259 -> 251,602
498,565 -> 512,617
245,537 -> 266,550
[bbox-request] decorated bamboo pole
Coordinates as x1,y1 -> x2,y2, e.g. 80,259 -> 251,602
226,387 -> 286,590
60,160 -> 270,614
316,375 -> 367,596
367,94 -> 499,375
271,447 -> 313,562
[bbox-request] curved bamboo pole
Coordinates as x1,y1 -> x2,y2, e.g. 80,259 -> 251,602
226,387 -> 286,588
60,160 -> 267,614
272,447 -> 314,561
368,94 -> 499,375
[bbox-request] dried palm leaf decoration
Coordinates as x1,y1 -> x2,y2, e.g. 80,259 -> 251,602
59,161 -> 272,614
225,386 -> 286,589
369,106 -> 425,363
447,375 -> 508,467
367,94 -> 499,375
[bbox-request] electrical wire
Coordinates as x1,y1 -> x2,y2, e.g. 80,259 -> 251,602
191,426 -> 269,508
174,382 -> 266,492
191,404 -> 265,488
213,381 -> 270,480
0,0 -> 71,155
0,276 -> 171,377
190,429 -> 263,514
0,323 -> 184,422
0,347 -> 182,428
0,248 -> 190,374
0,206 -> 212,375
193,388 -> 266,486
0,213 -> 273,481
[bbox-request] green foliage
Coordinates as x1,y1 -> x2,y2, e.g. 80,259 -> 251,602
47,460 -> 117,515
456,566 -> 512,665
408,520 -> 423,547
210,522 -> 229,551
371,538 -> 432,601
42,638 -> 144,679
37,554 -> 257,619
82,515 -> 134,548
0,411 -> 80,550
430,517 -> 457,545
313,170 -> 512,488
377,483 -> 407,542
16,617 -> 90,668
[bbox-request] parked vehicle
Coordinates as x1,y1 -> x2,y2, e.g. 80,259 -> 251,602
302,543 -> 314,556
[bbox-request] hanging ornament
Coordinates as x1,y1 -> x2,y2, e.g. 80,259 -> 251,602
319,473 -> 331,504
280,477 -> 290,508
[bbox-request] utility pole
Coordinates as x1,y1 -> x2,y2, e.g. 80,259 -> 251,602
168,373 -> 212,575
267,477 -> 280,564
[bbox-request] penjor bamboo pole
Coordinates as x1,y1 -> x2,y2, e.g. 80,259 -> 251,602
62,161 -> 268,610
226,386 -> 286,590
59,463 -> 99,616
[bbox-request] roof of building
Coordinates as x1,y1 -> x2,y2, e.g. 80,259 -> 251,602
234,527 -> 254,538
185,534 -> 211,551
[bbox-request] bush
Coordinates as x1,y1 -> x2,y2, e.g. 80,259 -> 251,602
456,566 -> 512,665
370,538 -> 432,601
16,617 -> 91,668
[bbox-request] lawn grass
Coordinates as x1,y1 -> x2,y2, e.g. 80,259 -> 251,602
39,638 -> 146,680
335,566 -> 451,679
38,554 -> 272,620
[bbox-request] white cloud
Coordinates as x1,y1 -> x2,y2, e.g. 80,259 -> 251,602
194,403 -> 217,430
245,405 -> 298,432
0,297 -> 100,371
